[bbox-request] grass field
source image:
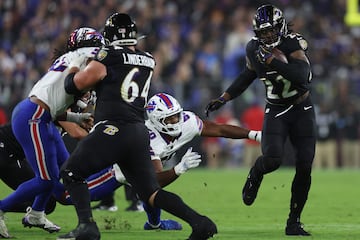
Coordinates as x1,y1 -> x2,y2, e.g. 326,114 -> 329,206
1,168 -> 359,239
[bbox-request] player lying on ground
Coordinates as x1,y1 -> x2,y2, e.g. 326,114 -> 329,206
96,92 -> 262,231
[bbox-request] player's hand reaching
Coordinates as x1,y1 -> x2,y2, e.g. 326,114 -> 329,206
174,147 -> 202,175
256,45 -> 273,64
205,97 -> 226,117
68,51 -> 87,69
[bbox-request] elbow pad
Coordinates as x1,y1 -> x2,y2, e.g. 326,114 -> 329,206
64,73 -> 83,97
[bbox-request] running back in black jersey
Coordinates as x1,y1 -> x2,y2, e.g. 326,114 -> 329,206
246,33 -> 311,106
93,45 -> 155,123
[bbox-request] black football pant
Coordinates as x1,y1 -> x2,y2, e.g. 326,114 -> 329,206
254,96 -> 316,222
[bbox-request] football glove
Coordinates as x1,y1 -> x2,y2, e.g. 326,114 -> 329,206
174,147 -> 202,175
68,52 -> 87,69
256,45 -> 273,64
205,97 -> 226,117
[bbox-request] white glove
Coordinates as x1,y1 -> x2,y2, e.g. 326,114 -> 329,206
174,147 -> 202,176
68,52 -> 87,69
66,112 -> 92,124
248,130 -> 262,142
112,164 -> 128,184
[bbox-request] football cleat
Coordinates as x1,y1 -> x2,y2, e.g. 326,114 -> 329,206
187,216 -> 217,240
22,207 -> 60,233
144,219 -> 182,230
125,200 -> 144,212
242,167 -> 263,206
286,221 -> 311,236
0,210 -> 10,238
57,222 -> 100,240
92,203 -> 118,212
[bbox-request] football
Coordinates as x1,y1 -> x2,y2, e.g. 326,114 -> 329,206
272,48 -> 288,63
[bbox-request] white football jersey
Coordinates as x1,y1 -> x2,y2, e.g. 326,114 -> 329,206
28,47 -> 100,120
145,111 -> 203,163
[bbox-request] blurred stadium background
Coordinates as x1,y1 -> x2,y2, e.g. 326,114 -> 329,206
0,0 -> 359,169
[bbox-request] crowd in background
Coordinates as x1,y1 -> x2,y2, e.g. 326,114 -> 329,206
1,0 -> 359,168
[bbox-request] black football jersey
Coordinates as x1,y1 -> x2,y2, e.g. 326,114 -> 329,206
246,33 -> 311,105
93,46 -> 155,123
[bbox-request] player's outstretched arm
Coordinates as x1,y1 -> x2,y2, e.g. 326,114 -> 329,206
201,120 -> 261,142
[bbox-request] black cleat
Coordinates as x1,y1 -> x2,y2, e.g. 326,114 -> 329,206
242,167 -> 263,206
125,200 -> 144,212
187,216 -> 217,240
57,222 -> 100,240
285,222 -> 311,236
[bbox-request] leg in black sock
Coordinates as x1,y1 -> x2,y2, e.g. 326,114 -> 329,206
153,189 -> 217,239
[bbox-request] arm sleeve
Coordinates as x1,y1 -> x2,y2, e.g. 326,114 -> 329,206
225,67 -> 257,100
269,57 -> 311,84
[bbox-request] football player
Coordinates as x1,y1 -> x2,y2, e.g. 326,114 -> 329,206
0,27 -> 105,238
95,92 -> 261,230
58,13 -> 217,240
205,4 -> 316,236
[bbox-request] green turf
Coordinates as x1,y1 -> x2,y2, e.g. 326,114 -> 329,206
1,168 -> 359,239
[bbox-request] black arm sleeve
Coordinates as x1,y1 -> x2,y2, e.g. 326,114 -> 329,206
225,67 -> 257,100
269,58 -> 311,84
64,72 -> 83,97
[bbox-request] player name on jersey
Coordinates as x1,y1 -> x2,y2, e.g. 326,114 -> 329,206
122,53 -> 155,68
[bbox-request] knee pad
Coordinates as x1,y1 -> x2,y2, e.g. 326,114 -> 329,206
60,169 -> 86,187
255,156 -> 282,174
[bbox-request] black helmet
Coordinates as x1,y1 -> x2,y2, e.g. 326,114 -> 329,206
253,4 -> 287,48
67,27 -> 105,51
103,13 -> 138,46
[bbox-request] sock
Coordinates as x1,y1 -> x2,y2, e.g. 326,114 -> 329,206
153,189 -> 201,227
288,169 -> 311,224
143,202 -> 161,226
98,193 -> 115,206
66,181 -> 94,223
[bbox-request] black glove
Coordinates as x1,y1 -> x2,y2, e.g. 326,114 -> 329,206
205,97 -> 226,117
256,45 -> 273,64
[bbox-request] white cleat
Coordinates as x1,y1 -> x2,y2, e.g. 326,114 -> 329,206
22,207 -> 61,233
0,210 -> 10,238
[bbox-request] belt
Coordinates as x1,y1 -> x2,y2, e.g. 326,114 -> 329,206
29,96 -> 50,112
293,91 -> 309,105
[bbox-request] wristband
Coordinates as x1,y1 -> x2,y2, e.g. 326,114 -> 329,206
248,130 -> 259,141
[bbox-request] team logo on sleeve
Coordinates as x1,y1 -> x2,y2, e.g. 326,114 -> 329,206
299,39 -> 308,51
96,49 -> 108,61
